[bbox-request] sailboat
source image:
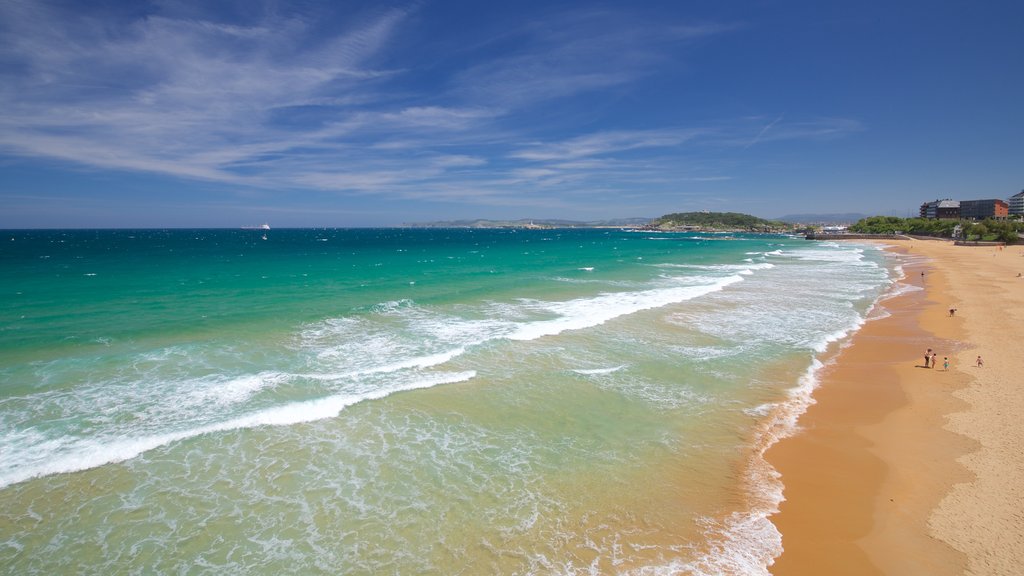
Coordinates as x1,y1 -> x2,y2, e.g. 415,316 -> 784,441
241,223 -> 270,239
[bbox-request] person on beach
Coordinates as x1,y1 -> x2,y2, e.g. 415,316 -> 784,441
949,307 -> 957,317
943,357 -> 949,371
932,353 -> 938,369
977,355 -> 984,367
925,348 -> 932,368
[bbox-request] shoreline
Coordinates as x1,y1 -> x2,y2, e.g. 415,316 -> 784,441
766,240 -> 1024,574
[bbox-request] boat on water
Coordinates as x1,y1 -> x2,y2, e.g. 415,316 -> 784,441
242,223 -> 271,230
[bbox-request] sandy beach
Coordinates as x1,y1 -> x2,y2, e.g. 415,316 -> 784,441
768,239 -> 1024,575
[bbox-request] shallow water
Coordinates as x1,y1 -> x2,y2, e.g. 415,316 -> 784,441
0,229 -> 894,574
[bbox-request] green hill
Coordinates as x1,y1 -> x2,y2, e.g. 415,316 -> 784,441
650,212 -> 790,231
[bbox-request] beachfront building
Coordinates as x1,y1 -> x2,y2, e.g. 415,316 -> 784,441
920,199 -> 960,220
960,199 -> 1009,221
1009,190 -> 1024,217
821,225 -> 848,234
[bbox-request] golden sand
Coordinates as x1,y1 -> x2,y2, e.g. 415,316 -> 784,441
767,240 -> 1024,575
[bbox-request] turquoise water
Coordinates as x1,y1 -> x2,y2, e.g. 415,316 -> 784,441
0,228 -> 895,574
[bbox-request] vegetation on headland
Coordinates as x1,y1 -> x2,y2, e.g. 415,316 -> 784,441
648,212 -> 792,232
849,216 -> 1024,243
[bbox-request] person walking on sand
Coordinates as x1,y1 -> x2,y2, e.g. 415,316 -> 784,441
925,348 -> 932,368
977,355 -> 984,368
943,357 -> 949,371
932,353 -> 938,369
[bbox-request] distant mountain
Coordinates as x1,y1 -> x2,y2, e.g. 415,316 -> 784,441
775,212 -> 868,225
402,218 -> 652,228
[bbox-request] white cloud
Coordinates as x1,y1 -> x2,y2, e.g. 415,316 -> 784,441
0,2 -> 861,218
431,155 -> 488,168
724,117 -> 865,148
511,129 -> 702,161
0,2 -> 412,181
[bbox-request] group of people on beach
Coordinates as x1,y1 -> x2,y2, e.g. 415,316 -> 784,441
923,348 -> 984,370
923,348 -> 949,371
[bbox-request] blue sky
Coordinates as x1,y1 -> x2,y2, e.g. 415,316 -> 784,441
1,0 -> 1021,228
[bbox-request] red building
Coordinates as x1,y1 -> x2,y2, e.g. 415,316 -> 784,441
960,199 -> 1009,220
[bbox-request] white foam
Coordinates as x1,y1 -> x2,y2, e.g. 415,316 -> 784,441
654,262 -> 774,272
669,357 -> 824,576
662,241 -> 895,575
807,314 -> 865,353
507,275 -> 745,341
880,280 -> 923,301
572,365 -> 626,375
194,371 -> 287,406
0,370 -> 476,489
671,511 -> 781,576
307,348 -> 468,381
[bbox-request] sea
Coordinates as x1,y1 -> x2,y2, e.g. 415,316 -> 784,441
0,228 -> 900,575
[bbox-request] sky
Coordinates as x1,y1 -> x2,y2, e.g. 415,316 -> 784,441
1,0 -> 1022,228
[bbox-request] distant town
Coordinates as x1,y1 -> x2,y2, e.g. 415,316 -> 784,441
835,189 -> 1024,244
919,189 -> 1024,221
403,190 -> 1024,243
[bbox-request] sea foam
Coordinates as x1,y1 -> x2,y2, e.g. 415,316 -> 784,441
0,370 -> 476,489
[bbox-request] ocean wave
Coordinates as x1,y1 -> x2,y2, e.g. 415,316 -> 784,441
654,262 -> 775,272
0,370 -> 476,489
571,365 -> 626,375
3,264 -> 759,488
507,275 -> 745,341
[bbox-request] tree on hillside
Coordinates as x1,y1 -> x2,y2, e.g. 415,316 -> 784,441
849,216 -> 1022,242
652,212 -> 787,230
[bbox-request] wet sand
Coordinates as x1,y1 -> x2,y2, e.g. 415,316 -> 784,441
767,240 -> 1024,575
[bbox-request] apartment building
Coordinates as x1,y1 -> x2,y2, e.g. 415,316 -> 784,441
1009,190 -> 1024,217
960,199 -> 1009,221
919,199 -> 960,219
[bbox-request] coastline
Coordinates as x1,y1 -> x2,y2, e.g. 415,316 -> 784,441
766,239 -> 1024,574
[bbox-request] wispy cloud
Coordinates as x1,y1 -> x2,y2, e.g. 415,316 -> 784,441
745,115 -> 785,149
0,2 -> 862,219
511,129 -> 702,161
0,2 -> 414,179
733,116 -> 864,149
766,117 -> 865,141
450,9 -> 719,109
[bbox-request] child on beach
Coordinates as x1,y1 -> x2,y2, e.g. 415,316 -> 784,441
943,357 -> 949,371
977,355 -> 984,367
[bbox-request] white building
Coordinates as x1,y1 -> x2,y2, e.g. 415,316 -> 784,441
1009,190 -> 1024,217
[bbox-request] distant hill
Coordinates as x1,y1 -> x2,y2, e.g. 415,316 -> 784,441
775,212 -> 868,225
402,218 -> 652,228
649,211 -> 790,231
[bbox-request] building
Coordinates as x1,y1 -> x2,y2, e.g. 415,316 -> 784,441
960,199 -> 1009,221
1009,190 -> 1024,217
821,225 -> 848,234
920,199 -> 960,220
